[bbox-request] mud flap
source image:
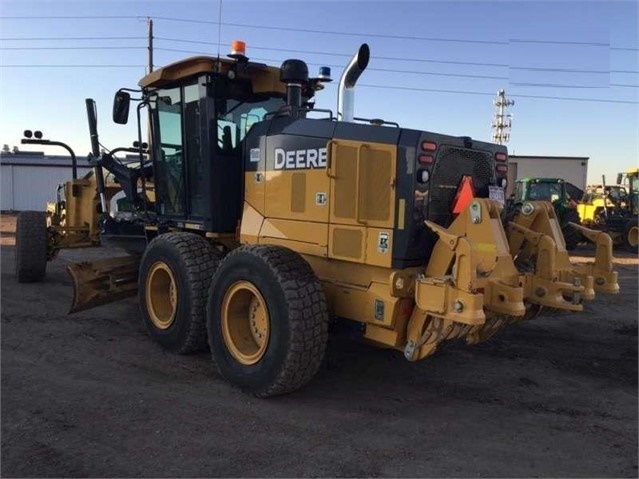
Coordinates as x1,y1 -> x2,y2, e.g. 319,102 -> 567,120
67,255 -> 140,314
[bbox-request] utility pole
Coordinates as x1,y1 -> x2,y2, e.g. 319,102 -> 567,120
147,17 -> 154,74
491,89 -> 514,145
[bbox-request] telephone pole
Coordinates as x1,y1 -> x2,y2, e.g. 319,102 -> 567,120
491,89 -> 514,145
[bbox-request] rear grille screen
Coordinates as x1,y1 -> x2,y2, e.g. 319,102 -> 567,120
428,147 -> 493,227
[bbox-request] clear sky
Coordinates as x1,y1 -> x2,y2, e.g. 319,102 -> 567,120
1,0 -> 637,183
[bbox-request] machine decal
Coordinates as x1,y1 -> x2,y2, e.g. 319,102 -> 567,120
378,232 -> 390,253
250,148 -> 260,163
374,299 -> 385,321
315,192 -> 327,206
274,147 -> 327,170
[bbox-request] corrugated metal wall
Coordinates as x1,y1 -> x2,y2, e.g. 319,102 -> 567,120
1,165 -> 91,211
512,158 -> 588,189
506,157 -> 588,197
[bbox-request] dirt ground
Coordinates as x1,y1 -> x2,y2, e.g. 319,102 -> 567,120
1,213 -> 637,478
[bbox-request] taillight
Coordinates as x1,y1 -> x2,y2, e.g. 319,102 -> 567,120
495,152 -> 507,162
496,164 -> 508,174
421,141 -> 437,152
418,154 -> 434,165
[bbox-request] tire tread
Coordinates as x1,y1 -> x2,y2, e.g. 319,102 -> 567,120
141,232 -> 221,354
15,211 -> 48,283
210,245 -> 329,397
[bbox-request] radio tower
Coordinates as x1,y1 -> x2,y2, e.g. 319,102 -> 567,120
491,89 -> 514,145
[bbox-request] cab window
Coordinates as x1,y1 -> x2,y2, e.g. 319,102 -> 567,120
216,96 -> 284,152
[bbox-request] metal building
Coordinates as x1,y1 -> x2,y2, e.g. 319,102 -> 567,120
507,155 -> 589,196
0,152 -> 91,211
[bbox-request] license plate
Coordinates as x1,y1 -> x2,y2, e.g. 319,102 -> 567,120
489,186 -> 505,205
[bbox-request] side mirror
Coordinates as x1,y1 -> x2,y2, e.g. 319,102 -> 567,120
113,91 -> 131,124
617,173 -> 623,185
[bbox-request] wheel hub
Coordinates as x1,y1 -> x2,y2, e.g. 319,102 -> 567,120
221,281 -> 270,365
145,261 -> 178,330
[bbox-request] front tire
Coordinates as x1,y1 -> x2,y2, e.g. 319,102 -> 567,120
207,245 -> 329,397
15,211 -> 48,283
138,233 -> 221,354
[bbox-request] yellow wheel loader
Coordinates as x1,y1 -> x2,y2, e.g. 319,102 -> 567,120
578,169 -> 639,252
17,42 -> 620,396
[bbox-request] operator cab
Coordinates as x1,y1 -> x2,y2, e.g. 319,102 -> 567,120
113,43 -> 290,234
148,74 -> 285,232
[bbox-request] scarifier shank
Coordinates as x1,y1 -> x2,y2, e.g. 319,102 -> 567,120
402,198 -> 619,361
405,199 -> 527,361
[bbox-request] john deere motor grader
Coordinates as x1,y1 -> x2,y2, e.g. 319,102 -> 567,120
15,42 -> 619,396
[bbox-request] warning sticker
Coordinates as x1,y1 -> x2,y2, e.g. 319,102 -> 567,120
378,232 -> 389,253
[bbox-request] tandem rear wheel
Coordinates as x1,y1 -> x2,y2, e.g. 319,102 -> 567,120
138,232 -> 222,354
15,211 -> 48,283
207,245 -> 329,397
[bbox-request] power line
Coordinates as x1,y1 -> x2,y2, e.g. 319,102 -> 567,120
510,39 -> 638,52
1,15 -> 637,51
1,46 -> 145,50
510,83 -> 605,89
154,47 -> 639,90
153,40 -> 639,75
155,17 -> 639,50
510,38 -> 609,47
356,83 -> 639,104
0,36 -> 145,41
0,64 -> 144,68
0,62 -> 634,103
2,34 -> 636,74
154,47 -> 508,81
3,40 -> 633,79
0,15 -> 140,19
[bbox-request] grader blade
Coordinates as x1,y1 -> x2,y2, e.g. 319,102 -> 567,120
67,256 -> 140,314
404,199 -> 527,361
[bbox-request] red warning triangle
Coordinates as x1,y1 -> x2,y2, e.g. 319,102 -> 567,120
452,175 -> 475,214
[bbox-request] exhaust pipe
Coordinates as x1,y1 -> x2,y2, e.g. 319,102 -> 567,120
337,43 -> 370,122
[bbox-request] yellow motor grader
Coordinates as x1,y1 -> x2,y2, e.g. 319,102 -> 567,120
15,42 -> 619,396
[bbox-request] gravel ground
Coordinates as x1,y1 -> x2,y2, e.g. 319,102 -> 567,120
1,213 -> 637,478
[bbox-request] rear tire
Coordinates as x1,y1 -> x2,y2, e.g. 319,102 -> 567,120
207,245 -> 329,397
138,233 -> 221,354
560,208 -> 581,251
623,218 -> 638,253
15,211 -> 48,283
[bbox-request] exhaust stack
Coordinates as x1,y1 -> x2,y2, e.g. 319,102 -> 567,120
337,43 -> 370,122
